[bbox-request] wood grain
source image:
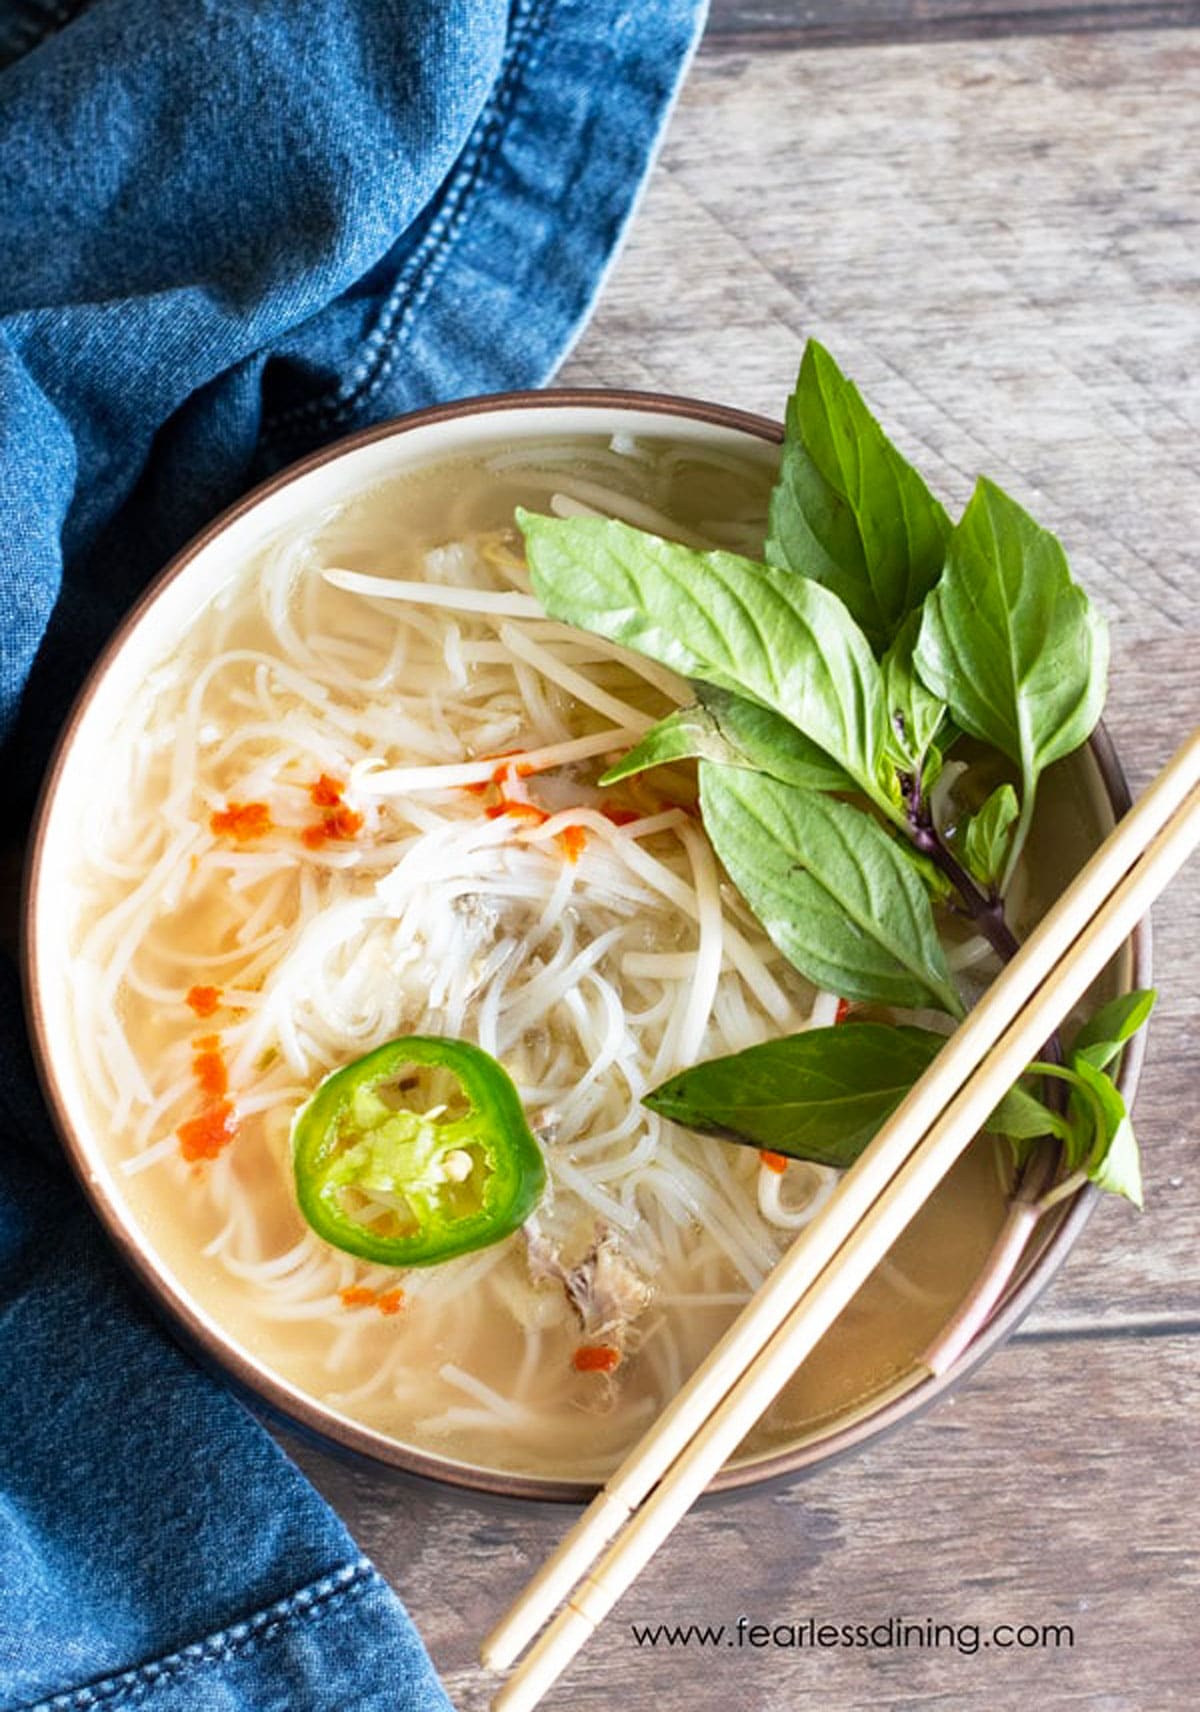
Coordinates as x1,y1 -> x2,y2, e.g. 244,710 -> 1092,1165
282,25 -> 1200,1712
288,1331 -> 1200,1709
565,25 -> 1200,1341
705,1 -> 1200,51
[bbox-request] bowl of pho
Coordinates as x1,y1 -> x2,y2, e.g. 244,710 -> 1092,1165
25,347 -> 1152,1500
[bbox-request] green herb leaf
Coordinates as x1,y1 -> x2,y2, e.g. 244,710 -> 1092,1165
519,509 -> 895,814
914,477 -> 1109,879
645,1023 -> 944,1165
647,1021 -> 1068,1173
1068,1057 -> 1143,1208
941,719 -> 965,750
696,686 -> 856,791
961,783 -> 1019,890
1071,988 -> 1156,1071
1026,1055 -> 1144,1207
698,761 -> 963,1015
881,610 -> 947,777
987,1078 -> 1074,1147
600,686 -> 852,793
599,706 -> 724,786
766,340 -> 951,653
1088,1110 -> 1143,1207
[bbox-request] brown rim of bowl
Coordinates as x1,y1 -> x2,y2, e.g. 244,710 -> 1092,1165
21,386 -> 1152,1504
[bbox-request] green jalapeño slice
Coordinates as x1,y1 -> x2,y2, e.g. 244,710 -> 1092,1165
291,1036 -> 545,1266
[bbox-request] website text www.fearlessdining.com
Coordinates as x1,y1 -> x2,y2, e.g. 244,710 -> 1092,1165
629,1615 -> 1075,1656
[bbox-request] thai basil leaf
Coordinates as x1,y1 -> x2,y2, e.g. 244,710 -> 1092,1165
1071,988 -> 1156,1071
1085,1104 -> 1142,1207
766,339 -> 951,654
988,1078 -> 1074,1146
599,705 -> 726,786
645,1023 -> 943,1165
698,761 -> 963,1015
962,783 -> 1019,890
695,686 -> 855,791
881,609 -> 947,777
1027,1056 -> 1144,1207
600,686 -> 852,793
519,510 -> 895,815
914,477 -> 1109,876
647,1022 -> 1069,1172
921,742 -> 946,792
1092,1124 -> 1142,1205
1068,1058 -> 1143,1208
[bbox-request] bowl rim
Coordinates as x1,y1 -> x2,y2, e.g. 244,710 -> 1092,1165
21,385 -> 1152,1503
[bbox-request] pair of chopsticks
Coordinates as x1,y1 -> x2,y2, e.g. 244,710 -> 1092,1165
483,727 -> 1200,1712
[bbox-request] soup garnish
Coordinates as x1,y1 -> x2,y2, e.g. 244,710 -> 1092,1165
291,1034 -> 545,1265
521,340 -> 1151,1211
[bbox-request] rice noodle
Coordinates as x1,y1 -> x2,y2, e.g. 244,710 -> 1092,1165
322,570 -> 543,618
68,433 -> 852,1481
515,472 -> 712,547
757,1159 -> 839,1230
354,727 -> 641,796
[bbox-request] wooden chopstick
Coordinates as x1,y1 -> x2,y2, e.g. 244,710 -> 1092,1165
483,727 -> 1200,1691
490,770 -> 1200,1711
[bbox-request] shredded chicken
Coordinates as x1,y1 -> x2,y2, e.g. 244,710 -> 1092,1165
524,1219 -> 653,1343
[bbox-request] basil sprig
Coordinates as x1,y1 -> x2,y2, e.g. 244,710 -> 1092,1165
766,341 -> 950,652
698,763 -> 962,1016
961,784 -> 1020,891
646,1024 -> 946,1167
519,510 -> 895,814
518,340 -> 1150,1207
881,610 -> 948,780
601,685 -> 852,795
915,477 -> 1109,884
648,997 -> 1154,1208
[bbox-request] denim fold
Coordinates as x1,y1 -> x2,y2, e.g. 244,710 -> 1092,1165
0,0 -> 706,1706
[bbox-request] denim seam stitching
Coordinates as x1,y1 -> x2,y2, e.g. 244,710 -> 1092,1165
19,1559 -> 378,1712
258,0 -> 554,449
328,0 -> 557,427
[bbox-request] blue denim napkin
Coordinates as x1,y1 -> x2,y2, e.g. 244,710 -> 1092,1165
0,2 -> 705,1707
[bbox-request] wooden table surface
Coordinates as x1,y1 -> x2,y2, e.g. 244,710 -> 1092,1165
286,7 -> 1200,1709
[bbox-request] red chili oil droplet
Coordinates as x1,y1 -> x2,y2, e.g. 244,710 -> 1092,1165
572,1345 -> 622,1374
339,1285 -> 406,1316
486,799 -> 548,824
191,1041 -> 228,1100
177,1101 -> 238,1162
210,801 -> 273,841
302,805 -> 364,848
556,825 -> 588,863
328,806 -> 364,839
487,750 -> 523,782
